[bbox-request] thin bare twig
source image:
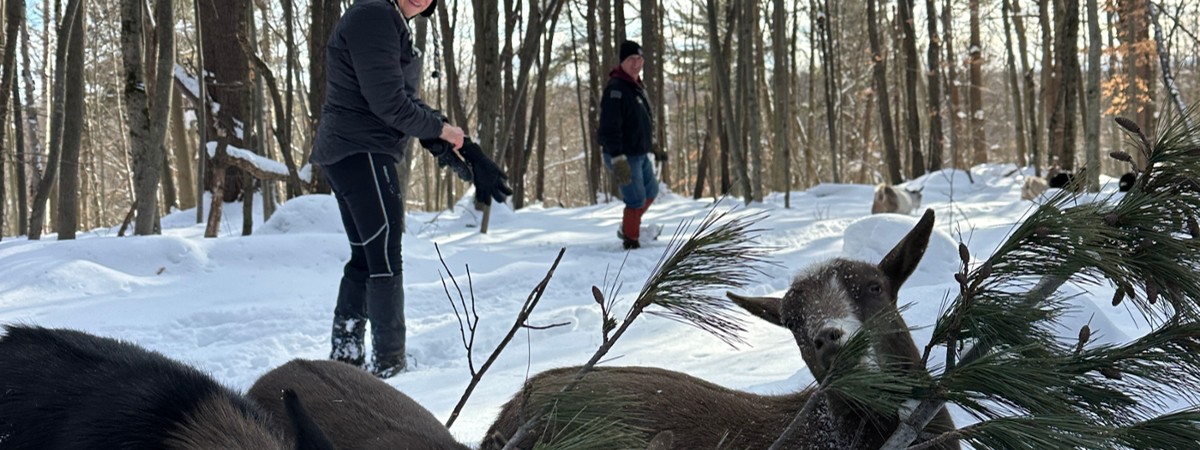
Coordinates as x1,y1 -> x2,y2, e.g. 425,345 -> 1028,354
444,247 -> 567,429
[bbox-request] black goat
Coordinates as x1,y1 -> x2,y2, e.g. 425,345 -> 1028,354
0,325 -> 333,450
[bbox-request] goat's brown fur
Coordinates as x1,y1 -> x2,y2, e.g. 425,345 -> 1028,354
248,359 -> 470,450
482,209 -> 958,450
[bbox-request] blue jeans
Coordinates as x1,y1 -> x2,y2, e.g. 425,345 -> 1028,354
604,153 -> 659,209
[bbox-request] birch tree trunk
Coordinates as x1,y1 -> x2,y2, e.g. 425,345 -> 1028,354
122,0 -> 160,235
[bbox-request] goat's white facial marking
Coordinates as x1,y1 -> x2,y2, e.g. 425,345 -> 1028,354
817,317 -> 862,347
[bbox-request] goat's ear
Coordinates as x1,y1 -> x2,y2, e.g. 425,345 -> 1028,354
879,208 -> 935,292
726,292 -> 784,327
283,389 -> 337,450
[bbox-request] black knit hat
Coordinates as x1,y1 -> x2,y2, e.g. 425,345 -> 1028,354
421,0 -> 437,17
619,40 -> 642,62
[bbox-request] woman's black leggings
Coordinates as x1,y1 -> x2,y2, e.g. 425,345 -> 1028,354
325,152 -> 403,283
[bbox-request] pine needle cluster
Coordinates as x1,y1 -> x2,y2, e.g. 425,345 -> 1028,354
879,107 -> 1200,449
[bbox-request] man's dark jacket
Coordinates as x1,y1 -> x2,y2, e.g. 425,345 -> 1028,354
598,67 -> 654,157
311,0 -> 443,166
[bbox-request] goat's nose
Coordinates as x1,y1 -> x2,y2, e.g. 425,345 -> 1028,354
813,327 -> 845,352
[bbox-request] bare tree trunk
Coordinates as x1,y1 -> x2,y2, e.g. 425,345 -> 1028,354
707,0 -> 749,202
474,0 -> 501,157
55,0 -> 83,240
282,0 -> 298,198
436,0 -> 467,126
806,0 -> 816,185
1117,0 -> 1155,170
968,0 -> 987,165
772,0 -> 790,201
199,0 -> 251,232
818,0 -> 841,183
1048,0 -> 1080,170
739,0 -> 762,201
1038,0 -> 1055,167
28,0 -> 80,240
898,0 -> 924,179
307,0 -> 339,194
1148,4 -> 1188,124
867,0 -> 902,184
1012,0 -> 1041,175
18,18 -> 38,236
123,0 -> 164,235
0,0 -> 23,239
924,0 -> 944,173
641,0 -> 668,188
1085,0 -> 1101,190
583,0 -> 601,203
943,0 -> 964,173
1002,0 -> 1029,168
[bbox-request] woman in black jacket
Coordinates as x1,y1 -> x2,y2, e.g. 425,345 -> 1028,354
312,0 -> 511,378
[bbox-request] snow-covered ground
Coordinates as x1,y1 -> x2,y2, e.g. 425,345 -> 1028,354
0,164 -> 1157,446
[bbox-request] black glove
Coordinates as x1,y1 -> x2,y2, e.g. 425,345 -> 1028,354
654,150 -> 669,163
459,138 -> 513,205
420,137 -> 473,183
611,155 -> 633,185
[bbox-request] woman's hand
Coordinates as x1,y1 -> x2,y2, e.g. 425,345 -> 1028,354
440,123 -> 466,151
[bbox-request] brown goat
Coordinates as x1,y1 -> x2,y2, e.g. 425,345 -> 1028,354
871,184 -> 923,215
482,209 -> 958,450
248,359 -> 470,450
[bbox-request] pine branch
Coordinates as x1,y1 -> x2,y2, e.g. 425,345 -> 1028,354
883,108 -> 1200,449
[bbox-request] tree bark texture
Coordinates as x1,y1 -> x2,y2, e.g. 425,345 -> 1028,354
55,0 -> 84,239
1002,0 -> 1028,168
969,0 -> 988,165
1117,0 -> 1155,169
1048,0 -> 1080,170
772,0 -> 790,195
867,0 -> 902,184
0,0 -> 23,239
924,0 -> 943,173
28,0 -> 81,240
898,0 -> 924,178
1085,0 -> 1102,190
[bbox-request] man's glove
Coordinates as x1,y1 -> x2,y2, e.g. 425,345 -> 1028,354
611,155 -> 633,186
420,137 -> 473,182
459,138 -> 513,205
654,150 -> 669,163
